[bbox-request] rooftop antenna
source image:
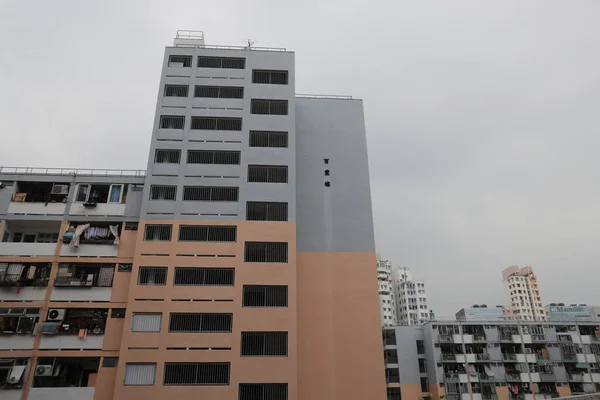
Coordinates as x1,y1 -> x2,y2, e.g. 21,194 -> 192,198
246,39 -> 255,48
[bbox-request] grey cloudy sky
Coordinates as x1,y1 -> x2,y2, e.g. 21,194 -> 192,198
1,1 -> 599,315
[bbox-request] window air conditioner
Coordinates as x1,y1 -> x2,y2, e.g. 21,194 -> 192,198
47,309 -> 65,321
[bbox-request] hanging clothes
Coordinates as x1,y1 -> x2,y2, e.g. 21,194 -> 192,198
109,225 -> 120,245
70,224 -> 90,248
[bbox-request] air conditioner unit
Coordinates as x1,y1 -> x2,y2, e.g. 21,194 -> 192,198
526,348 -> 532,354
51,184 -> 69,195
47,309 -> 65,321
35,365 -> 53,376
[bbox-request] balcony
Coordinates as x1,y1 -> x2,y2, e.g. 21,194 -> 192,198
68,183 -> 127,216
60,222 -> 121,257
50,264 -> 114,301
0,220 -> 62,256
568,373 -> 584,382
40,308 -> 107,349
476,353 -> 491,361
532,334 -> 546,342
0,357 -> 28,394
442,353 -> 457,362
30,356 -> 98,400
439,334 -> 454,343
6,181 -> 69,217
503,353 -> 518,361
444,373 -> 460,383
539,373 -> 556,382
506,373 -> 521,382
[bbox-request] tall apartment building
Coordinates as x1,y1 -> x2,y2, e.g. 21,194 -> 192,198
503,265 -> 547,321
393,267 -> 431,325
377,257 -> 397,326
383,319 -> 600,400
0,31 -> 386,400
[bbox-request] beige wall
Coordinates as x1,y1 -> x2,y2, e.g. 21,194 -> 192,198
557,386 -> 571,397
400,383 -> 424,399
297,252 -> 386,400
113,220 -> 298,400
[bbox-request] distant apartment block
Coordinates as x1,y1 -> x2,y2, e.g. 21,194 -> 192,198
384,319 -> 600,400
0,31 -> 385,400
393,267 -> 431,325
503,266 -> 547,321
378,257 -> 397,326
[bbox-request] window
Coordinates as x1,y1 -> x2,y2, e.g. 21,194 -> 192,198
111,308 -> 126,318
249,131 -> 288,148
186,150 -> 241,165
0,308 -> 39,334
42,308 -> 108,335
149,185 -> 177,200
418,358 -> 427,373
102,357 -> 119,368
251,99 -> 288,115
241,332 -> 288,356
416,340 -> 425,354
178,225 -> 236,242
169,313 -> 233,332
420,377 -> 429,393
198,56 -> 245,69
0,263 -> 51,287
75,184 -> 125,204
386,368 -> 400,384
248,165 -> 288,183
252,70 -> 289,85
190,116 -> 242,131
124,363 -> 156,386
239,383 -> 288,400
174,267 -> 234,286
159,115 -> 185,129
131,313 -> 162,332
194,86 -> 244,99
138,267 -> 167,285
182,186 -> 238,201
155,149 -> 181,163
246,202 -> 288,221
242,285 -> 287,307
244,242 -> 288,263
169,55 -> 192,67
144,224 -> 172,241
164,84 -> 189,97
163,363 -> 230,386
387,387 -> 401,400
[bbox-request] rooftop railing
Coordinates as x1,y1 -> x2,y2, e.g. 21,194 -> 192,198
296,94 -> 353,100
0,166 -> 146,177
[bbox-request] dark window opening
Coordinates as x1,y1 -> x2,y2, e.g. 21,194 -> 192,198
251,99 -> 288,115
252,70 -> 289,85
169,313 -> 233,332
0,308 -> 40,334
163,362 -> 230,386
246,202 -> 288,221
0,263 -> 51,288
138,267 -> 167,285
239,383 -> 288,400
249,131 -> 288,148
144,225 -> 172,241
33,357 -> 100,388
164,84 -> 189,97
241,332 -> 288,356
178,226 -> 236,242
174,267 -> 234,286
244,242 -> 288,263
42,308 -> 108,335
102,357 -> 119,368
187,150 -> 240,165
54,264 -> 114,288
168,55 -> 192,67
182,186 -> 238,202
198,56 -> 245,69
155,149 -> 181,163
11,181 -> 70,203
190,117 -> 242,131
248,165 -> 288,183
149,185 -> 177,201
242,285 -> 288,307
110,309 -> 126,318
417,340 -> 425,354
159,116 -> 185,129
194,86 -> 244,99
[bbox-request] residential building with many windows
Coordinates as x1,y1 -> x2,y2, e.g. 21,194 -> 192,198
0,31 -> 385,400
393,267 -> 431,325
378,257 -> 397,326
383,320 -> 600,400
503,266 -> 547,321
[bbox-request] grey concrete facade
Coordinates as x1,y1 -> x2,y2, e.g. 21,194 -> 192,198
141,46 -> 297,221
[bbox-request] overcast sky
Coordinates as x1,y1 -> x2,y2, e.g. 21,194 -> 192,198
1,1 -> 599,315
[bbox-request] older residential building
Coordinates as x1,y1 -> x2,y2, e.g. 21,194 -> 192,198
502,266 -> 547,321
393,267 -> 431,325
383,320 -> 600,400
0,31 -> 385,400
378,257 -> 397,326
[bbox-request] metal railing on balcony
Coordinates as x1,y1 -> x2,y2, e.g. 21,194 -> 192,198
476,353 -> 491,361
0,273 -> 49,287
568,373 -> 584,382
506,373 -> 521,381
444,373 -> 460,382
500,333 -> 514,341
439,334 -> 454,343
0,166 -> 146,177
532,334 -> 547,342
442,353 -> 457,361
503,353 -> 518,361
556,394 -> 600,399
